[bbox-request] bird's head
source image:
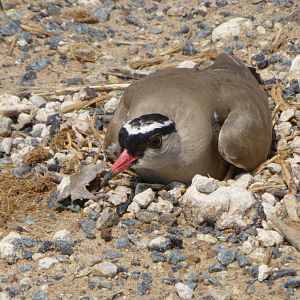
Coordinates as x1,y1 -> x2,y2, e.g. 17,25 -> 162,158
103,113 -> 179,184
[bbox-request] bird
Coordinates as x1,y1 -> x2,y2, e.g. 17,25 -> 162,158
103,53 -> 272,185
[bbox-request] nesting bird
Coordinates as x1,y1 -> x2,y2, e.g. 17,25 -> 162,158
104,54 -> 272,184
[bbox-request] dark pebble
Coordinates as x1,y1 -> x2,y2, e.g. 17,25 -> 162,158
125,15 -> 141,27
116,199 -> 130,216
137,282 -> 151,296
151,251 -> 167,263
101,227 -> 112,241
182,41 -> 197,56
217,248 -> 236,265
209,262 -> 227,273
19,264 -> 33,273
61,78 -> 84,86
245,283 -> 255,294
105,250 -> 123,260
94,3 -> 114,22
272,247 -> 282,259
115,237 -> 131,249
79,218 -> 96,239
47,4 -> 61,16
197,27 -> 212,38
47,163 -> 60,172
54,240 -> 74,256
32,290 -> 48,300
6,287 -> 20,298
0,21 -> 20,36
245,265 -> 258,278
236,252 -> 251,268
208,277 -> 221,286
17,31 -> 33,43
135,210 -> 158,223
131,258 -> 141,266
167,250 -> 186,264
179,24 -> 190,34
12,164 -> 32,177
201,296 -> 216,300
216,0 -> 228,6
284,278 -> 300,288
46,113 -> 61,135
270,269 -> 297,281
162,277 -> 177,285
21,70 -> 37,86
26,58 -> 52,72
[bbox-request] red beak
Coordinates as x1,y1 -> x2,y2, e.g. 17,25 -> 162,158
111,149 -> 139,175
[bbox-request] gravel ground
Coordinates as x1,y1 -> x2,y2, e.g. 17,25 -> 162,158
0,0 -> 300,299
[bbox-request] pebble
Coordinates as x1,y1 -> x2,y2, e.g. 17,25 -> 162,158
0,117 -> 12,137
236,252 -> 251,267
175,282 -> 194,300
35,108 -> 56,123
182,41 -> 197,56
192,175 -> 220,193
279,109 -> 294,122
217,248 -> 236,266
96,207 -> 120,230
38,257 -> 59,269
212,17 -> 253,41
284,278 -> 300,288
93,262 -> 118,277
53,229 -> 71,241
147,197 -> 173,214
104,97 -> 120,114
256,228 -> 284,247
148,236 -> 172,252
258,264 -> 271,281
133,188 -> 155,208
196,233 -> 218,244
0,138 -> 12,154
115,237 -> 131,249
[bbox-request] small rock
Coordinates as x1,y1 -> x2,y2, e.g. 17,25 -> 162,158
0,232 -> 21,261
32,290 -> 48,300
84,254 -> 102,267
115,237 -> 130,249
29,95 -> 46,108
175,282 -> 194,300
284,278 -> 300,289
267,163 -> 281,174
0,117 -> 12,137
256,228 -> 284,247
0,138 -> 12,154
133,188 -> 155,208
96,207 -> 120,230
256,25 -> 266,35
26,59 -> 52,72
258,264 -> 271,281
101,227 -> 112,241
35,108 -> 56,123
217,248 -> 236,266
196,233 -> 217,244
53,229 -> 71,241
236,252 -> 251,267
127,202 -> 140,214
104,97 -> 120,114
147,197 -> 173,214
248,247 -> 272,265
212,17 -> 253,41
182,41 -> 197,56
177,61 -> 197,69
38,257 -> 59,269
93,262 -> 118,277
192,175 -> 220,193
148,236 -> 172,252
280,109 -> 294,122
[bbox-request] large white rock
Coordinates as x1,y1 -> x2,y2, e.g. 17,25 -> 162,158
256,228 -> 284,247
133,188 -> 155,208
183,177 -> 257,230
191,174 -> 220,193
212,18 -> 253,41
35,108 -> 55,123
39,257 -> 59,269
258,264 -> 271,281
104,97 -> 120,113
53,229 -> 71,241
288,55 -> 300,81
175,282 -> 194,300
107,185 -> 131,206
0,232 -> 21,261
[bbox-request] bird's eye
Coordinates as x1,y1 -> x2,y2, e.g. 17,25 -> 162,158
148,134 -> 162,149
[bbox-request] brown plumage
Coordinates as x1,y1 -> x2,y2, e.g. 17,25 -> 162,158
104,54 -> 272,184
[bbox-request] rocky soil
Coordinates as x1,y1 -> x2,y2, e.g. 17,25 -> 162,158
0,0 -> 300,299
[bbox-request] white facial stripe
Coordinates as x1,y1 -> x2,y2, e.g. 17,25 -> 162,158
123,120 -> 173,135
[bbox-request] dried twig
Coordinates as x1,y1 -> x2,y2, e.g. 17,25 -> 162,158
129,58 -> 163,70
248,183 -> 287,192
20,23 -> 53,37
280,158 -> 297,195
8,36 -> 16,56
65,132 -> 84,160
112,39 -> 157,46
61,94 -> 111,113
268,26 -> 287,53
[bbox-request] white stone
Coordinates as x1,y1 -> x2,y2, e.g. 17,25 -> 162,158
175,282 -> 194,300
32,253 -> 45,261
0,232 -> 21,260
267,163 -> 281,174
38,257 -> 59,269
196,233 -> 217,244
0,137 -> 12,154
168,187 -> 184,199
280,109 -> 294,122
127,202 -> 141,214
104,97 -> 120,113
261,193 -> 276,206
31,123 -> 47,137
0,292 -> 10,300
275,122 -> 292,138
35,108 -> 56,123
53,229 -> 71,241
258,264 -> 271,281
282,194 -> 300,222
0,117 -> 12,137
45,101 -> 61,111
290,55 -> 300,71
242,236 -> 259,254
0,94 -> 20,107
291,136 -> 300,149
177,61 -> 197,69
249,247 -> 271,264
256,25 -> 266,35
107,185 -> 131,206
256,228 -> 284,247
231,173 -> 254,188
212,18 -> 253,41
29,95 -> 46,107
133,188 -> 155,208
17,113 -> 32,125
192,174 -> 220,193
93,262 -> 118,277
258,69 -> 275,82
147,197 -> 173,214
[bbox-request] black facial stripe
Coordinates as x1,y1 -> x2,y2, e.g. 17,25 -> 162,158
118,119 -> 176,157
129,113 -> 170,127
